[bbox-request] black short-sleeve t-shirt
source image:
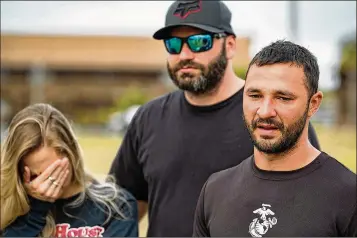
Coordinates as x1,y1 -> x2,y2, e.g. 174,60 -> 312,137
193,152 -> 357,237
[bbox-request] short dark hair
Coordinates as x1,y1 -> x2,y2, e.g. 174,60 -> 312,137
245,40 -> 319,99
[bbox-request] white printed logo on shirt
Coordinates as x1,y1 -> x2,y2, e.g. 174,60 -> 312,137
248,204 -> 277,237
55,223 -> 105,237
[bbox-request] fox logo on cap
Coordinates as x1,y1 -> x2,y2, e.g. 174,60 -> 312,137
173,0 -> 201,19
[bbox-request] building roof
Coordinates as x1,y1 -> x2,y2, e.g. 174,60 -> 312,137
1,34 -> 251,71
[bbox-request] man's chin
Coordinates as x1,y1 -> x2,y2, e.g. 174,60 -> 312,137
254,138 -> 282,152
174,77 -> 200,88
178,78 -> 196,83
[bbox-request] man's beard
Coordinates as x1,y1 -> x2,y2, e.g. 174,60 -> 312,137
243,105 -> 309,155
166,44 -> 228,96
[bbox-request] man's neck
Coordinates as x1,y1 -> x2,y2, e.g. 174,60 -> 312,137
254,132 -> 321,171
184,69 -> 245,106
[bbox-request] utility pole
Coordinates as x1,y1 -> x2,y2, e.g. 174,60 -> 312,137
288,1 -> 299,43
29,62 -> 46,104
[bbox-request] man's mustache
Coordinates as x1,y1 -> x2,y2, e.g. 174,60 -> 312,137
252,118 -> 284,131
173,60 -> 205,73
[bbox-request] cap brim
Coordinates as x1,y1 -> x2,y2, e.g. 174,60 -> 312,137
153,23 -> 223,40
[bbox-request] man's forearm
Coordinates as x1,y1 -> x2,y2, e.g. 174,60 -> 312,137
137,200 -> 148,221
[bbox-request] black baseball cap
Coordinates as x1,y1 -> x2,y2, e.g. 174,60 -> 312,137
153,0 -> 235,40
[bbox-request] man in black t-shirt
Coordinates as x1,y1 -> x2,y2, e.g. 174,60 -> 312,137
108,1 -> 321,236
193,40 -> 357,237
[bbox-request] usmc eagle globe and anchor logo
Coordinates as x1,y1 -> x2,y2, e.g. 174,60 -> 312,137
249,204 -> 278,237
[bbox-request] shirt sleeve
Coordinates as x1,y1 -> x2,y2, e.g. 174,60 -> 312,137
308,121 -> 321,150
193,180 -> 210,237
2,196 -> 54,237
342,203 -> 357,237
102,189 -> 139,237
108,107 -> 148,202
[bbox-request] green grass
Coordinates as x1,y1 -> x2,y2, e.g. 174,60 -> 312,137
77,134 -> 122,176
77,125 -> 356,175
77,124 -> 356,237
313,124 -> 356,173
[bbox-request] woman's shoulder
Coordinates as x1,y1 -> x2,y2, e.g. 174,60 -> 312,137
116,188 -> 138,221
88,179 -> 138,221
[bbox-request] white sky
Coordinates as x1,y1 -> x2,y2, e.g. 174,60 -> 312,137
1,1 -> 356,90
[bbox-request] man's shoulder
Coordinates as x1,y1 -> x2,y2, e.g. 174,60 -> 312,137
320,152 -> 355,178
318,152 -> 356,194
206,156 -> 252,190
135,90 -> 181,118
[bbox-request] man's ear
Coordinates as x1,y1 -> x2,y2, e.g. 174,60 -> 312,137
308,91 -> 323,117
225,36 -> 236,60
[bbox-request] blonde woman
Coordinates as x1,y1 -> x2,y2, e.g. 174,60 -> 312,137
1,103 -> 138,237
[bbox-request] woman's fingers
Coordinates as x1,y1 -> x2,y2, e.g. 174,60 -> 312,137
52,169 -> 70,198
26,158 -> 69,202
36,159 -> 68,197
30,159 -> 61,189
30,158 -> 67,189
23,166 -> 33,193
44,162 -> 68,198
35,176 -> 55,198
36,159 -> 65,184
23,166 -> 31,184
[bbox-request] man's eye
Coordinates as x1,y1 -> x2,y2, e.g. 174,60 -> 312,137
277,97 -> 291,101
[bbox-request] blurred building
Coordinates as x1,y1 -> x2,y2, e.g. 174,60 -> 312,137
1,33 -> 251,123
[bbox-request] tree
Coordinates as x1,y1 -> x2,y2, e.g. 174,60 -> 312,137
337,34 -> 356,125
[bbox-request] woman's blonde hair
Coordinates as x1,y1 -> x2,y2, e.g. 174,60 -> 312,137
1,103 -> 130,237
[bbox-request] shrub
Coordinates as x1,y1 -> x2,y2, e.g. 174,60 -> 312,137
234,66 -> 248,80
112,86 -> 150,112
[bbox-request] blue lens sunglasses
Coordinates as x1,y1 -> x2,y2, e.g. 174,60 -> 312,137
164,33 -> 227,54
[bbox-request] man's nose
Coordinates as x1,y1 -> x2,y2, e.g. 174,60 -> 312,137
256,99 -> 277,119
179,44 -> 194,61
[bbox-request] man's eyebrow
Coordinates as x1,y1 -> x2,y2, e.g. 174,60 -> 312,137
245,88 -> 297,98
245,88 -> 261,93
275,90 -> 296,98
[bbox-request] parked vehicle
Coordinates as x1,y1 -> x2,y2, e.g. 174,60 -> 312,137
107,105 -> 141,136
